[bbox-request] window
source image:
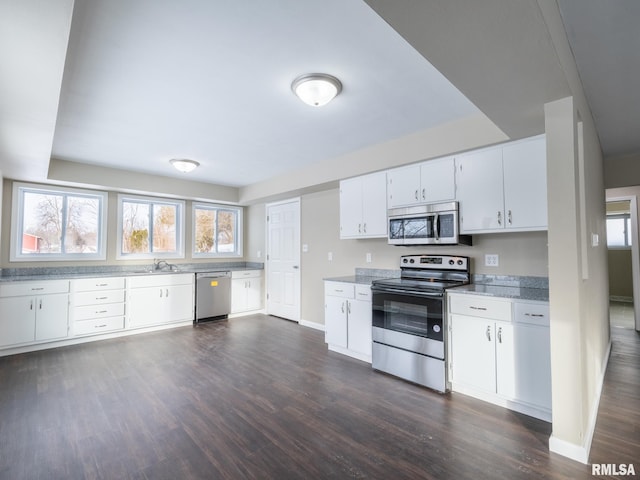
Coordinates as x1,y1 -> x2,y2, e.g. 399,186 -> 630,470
193,203 -> 243,257
11,183 -> 107,261
117,195 -> 185,259
607,213 -> 632,248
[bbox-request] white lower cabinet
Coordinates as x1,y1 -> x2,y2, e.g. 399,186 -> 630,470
448,293 -> 551,421
0,280 -> 70,348
127,274 -> 194,328
324,281 -> 372,362
231,270 -> 263,313
70,277 -> 126,337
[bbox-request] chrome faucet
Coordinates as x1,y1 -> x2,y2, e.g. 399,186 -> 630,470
153,259 -> 176,271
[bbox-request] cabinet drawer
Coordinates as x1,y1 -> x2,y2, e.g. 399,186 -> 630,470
449,294 -> 512,321
514,302 -> 549,326
231,270 -> 261,279
73,316 -> 124,336
355,285 -> 372,302
72,277 -> 125,292
0,280 -> 69,297
128,273 -> 193,288
73,302 -> 125,321
73,289 -> 125,307
325,282 -> 355,299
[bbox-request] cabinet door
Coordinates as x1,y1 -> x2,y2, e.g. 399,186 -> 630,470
0,296 -> 36,346
165,284 -> 194,322
361,172 -> 387,237
450,314 -> 496,392
388,164 -> 421,208
231,278 -> 248,313
347,298 -> 372,357
325,295 -> 348,348
502,136 -> 547,230
498,322 -> 551,409
246,277 -> 263,311
128,287 -> 165,328
456,148 -> 504,232
339,177 -> 363,238
421,156 -> 455,203
35,294 -> 69,341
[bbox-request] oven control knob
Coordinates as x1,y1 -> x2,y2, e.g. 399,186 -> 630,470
403,258 -> 408,263
433,325 -> 441,333
449,259 -> 455,265
457,260 -> 464,265
409,258 -> 415,263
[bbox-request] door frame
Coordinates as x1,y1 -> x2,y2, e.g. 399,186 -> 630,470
265,197 -> 301,321
606,195 -> 640,331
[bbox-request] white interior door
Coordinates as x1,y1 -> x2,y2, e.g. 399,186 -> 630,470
266,199 -> 300,321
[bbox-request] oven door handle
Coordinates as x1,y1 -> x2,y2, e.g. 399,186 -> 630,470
371,287 -> 444,299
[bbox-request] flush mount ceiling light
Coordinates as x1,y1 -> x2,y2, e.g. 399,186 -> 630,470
170,158 -> 200,173
291,73 -> 342,107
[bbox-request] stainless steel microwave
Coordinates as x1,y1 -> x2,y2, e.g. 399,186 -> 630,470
388,201 -> 472,246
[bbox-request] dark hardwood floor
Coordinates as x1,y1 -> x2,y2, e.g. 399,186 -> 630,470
0,315 -> 637,479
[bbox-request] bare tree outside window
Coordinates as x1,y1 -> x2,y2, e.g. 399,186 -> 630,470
193,204 -> 240,256
20,190 -> 103,256
119,197 -> 182,257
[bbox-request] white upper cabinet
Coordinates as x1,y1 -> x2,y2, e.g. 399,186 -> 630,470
502,136 -> 547,230
387,156 -> 456,208
457,135 -> 547,233
339,171 -> 387,239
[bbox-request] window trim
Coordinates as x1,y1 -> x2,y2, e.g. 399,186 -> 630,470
116,194 -> 185,260
10,182 -> 108,262
192,202 -> 243,258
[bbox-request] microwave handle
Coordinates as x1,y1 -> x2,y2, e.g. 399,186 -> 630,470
433,213 -> 439,241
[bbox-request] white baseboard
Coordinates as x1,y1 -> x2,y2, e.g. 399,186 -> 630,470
299,319 -> 325,331
548,338 -> 612,464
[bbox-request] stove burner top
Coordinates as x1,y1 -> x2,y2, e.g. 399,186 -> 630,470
371,277 -> 464,292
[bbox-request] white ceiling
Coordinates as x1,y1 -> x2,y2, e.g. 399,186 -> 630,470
50,0 -> 479,187
1,1 -> 638,192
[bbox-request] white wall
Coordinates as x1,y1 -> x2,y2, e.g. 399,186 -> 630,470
248,187 -> 549,327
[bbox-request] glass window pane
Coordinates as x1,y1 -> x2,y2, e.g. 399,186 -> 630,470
607,217 -> 626,247
122,202 -> 150,253
22,192 -> 63,254
65,196 -> 100,253
152,204 -> 177,253
217,210 -> 236,252
194,208 -> 215,253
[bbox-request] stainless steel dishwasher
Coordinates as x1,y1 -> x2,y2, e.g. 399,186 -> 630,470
195,271 -> 231,323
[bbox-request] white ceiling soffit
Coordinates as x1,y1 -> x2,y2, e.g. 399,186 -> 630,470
50,0 -> 481,188
0,0 -> 74,181
558,0 -> 640,158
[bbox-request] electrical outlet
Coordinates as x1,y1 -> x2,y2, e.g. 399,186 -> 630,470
302,244 -> 309,253
328,252 -> 333,261
366,253 -> 372,263
485,254 -> 499,267
257,250 -> 261,258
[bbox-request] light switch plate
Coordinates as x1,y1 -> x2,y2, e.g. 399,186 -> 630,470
366,253 -> 372,263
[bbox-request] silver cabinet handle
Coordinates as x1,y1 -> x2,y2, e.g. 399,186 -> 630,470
363,223 -> 367,234
31,287 -> 44,291
293,265 -> 299,269
422,188 -> 426,200
30,300 -> 34,311
498,326 -> 503,343
347,300 -> 351,315
497,211 -> 502,226
415,189 -> 419,200
486,326 -> 491,341
525,313 -> 545,317
166,289 -> 169,297
96,296 -> 108,300
341,301 -> 345,314
39,299 -> 43,310
159,289 -> 163,298
358,223 -> 362,233
508,210 -> 512,225
470,306 -> 487,311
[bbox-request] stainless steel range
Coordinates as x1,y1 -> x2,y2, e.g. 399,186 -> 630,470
371,254 -> 470,392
